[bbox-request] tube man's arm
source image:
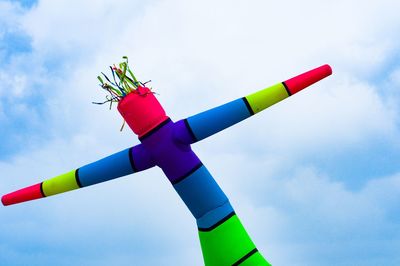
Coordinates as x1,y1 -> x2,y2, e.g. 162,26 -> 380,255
1,144 -> 155,206
177,64 -> 332,144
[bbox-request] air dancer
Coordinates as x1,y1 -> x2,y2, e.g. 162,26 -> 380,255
2,58 -> 332,266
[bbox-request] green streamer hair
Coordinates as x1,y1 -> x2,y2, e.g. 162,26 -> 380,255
94,56 -> 144,106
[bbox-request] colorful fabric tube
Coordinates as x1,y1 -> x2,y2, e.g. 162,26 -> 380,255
78,146 -> 149,187
139,119 -> 203,184
185,98 -> 252,143
137,118 -> 270,265
2,64 -> 332,265
183,64 -> 332,144
171,161 -> 270,266
1,183 -> 44,206
1,145 -> 155,206
173,164 -> 231,221
199,214 -> 270,266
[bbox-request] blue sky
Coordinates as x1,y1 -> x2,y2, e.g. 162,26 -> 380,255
1,0 -> 400,265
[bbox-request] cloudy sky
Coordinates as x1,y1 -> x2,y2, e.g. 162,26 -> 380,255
1,0 -> 400,265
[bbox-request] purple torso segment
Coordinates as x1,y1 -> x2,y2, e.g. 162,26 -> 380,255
138,118 -> 201,184
134,118 -> 234,229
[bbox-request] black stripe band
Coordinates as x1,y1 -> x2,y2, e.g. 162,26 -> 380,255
75,169 -> 83,188
184,119 -> 198,142
128,147 -> 138,172
139,118 -> 172,141
172,162 -> 203,185
198,211 -> 235,232
232,248 -> 258,266
282,82 -> 292,96
39,182 -> 46,197
242,97 -> 255,115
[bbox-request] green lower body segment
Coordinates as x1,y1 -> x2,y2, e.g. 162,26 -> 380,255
198,214 -> 271,266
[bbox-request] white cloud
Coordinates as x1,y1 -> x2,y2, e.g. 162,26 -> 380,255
247,75 -> 397,157
1,0 -> 400,265
0,1 -> 29,98
221,164 -> 400,265
390,69 -> 400,86
0,1 -> 25,33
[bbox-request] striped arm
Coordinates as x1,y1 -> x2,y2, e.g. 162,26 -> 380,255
179,64 -> 332,144
1,144 -> 155,206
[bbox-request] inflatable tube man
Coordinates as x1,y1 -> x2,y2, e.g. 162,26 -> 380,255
2,58 -> 332,266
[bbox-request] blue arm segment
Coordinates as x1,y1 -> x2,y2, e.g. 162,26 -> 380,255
184,98 -> 252,143
78,144 -> 155,187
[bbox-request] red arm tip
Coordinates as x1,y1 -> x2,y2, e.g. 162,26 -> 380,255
284,64 -> 332,95
1,195 -> 8,206
1,183 -> 44,206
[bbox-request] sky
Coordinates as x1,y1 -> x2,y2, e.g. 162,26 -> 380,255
0,0 -> 400,265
